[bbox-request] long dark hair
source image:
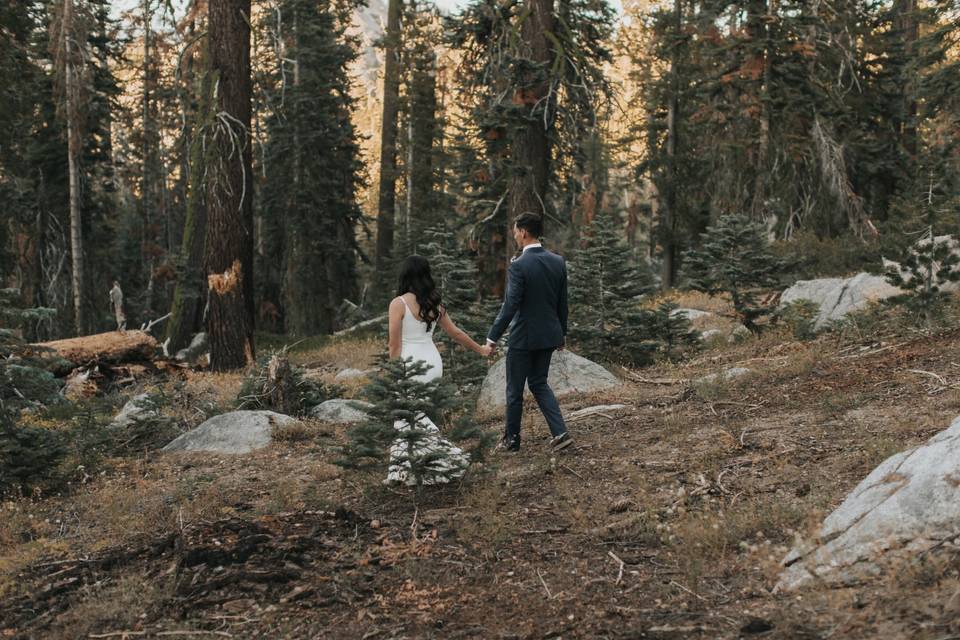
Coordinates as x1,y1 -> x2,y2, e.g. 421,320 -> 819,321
397,255 -> 442,331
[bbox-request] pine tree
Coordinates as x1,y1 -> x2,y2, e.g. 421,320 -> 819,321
205,0 -> 255,370
445,0 -> 616,294
683,214 -> 791,331
396,2 -> 443,253
420,226 -> 486,387
338,357 -> 485,490
887,231 -> 960,327
373,0 -> 404,300
568,208 -> 655,362
167,39 -> 212,353
260,0 -> 364,336
0,289 -> 60,413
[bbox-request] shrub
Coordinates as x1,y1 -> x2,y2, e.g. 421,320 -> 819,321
683,214 -> 794,332
886,231 -> 960,327
0,409 -> 67,494
237,351 -> 340,416
337,357 -> 491,490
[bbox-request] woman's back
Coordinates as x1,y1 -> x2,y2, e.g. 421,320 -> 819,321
398,294 -> 442,380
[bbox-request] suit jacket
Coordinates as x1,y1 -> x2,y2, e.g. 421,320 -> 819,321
487,246 -> 568,350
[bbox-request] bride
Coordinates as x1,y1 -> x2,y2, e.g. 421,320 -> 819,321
385,255 -> 492,486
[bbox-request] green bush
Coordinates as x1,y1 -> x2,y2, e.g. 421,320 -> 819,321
337,356 -> 491,490
0,410 -> 67,494
886,231 -> 960,327
772,231 -> 879,279
778,299 -> 820,340
683,214 -> 795,331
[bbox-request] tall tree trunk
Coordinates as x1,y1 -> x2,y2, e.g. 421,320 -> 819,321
374,0 -> 402,286
142,0 -> 157,316
205,0 -> 254,370
408,53 -> 438,244
63,0 -> 85,335
506,0 -> 555,261
166,44 -> 211,354
895,0 -> 918,159
751,0 -> 774,222
659,0 -> 681,290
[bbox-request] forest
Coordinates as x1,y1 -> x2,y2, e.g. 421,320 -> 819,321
2,0 -> 960,638
2,0 -> 957,358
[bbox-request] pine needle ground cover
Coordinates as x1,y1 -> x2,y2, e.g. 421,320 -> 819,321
2,315 -> 960,637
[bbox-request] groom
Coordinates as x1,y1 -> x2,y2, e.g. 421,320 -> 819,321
486,212 -> 573,453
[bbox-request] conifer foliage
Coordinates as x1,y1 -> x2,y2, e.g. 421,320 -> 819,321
887,231 -> 960,327
259,0 -> 364,336
420,226 -> 487,387
338,357 -> 487,490
0,290 -> 67,494
568,210 -> 656,362
683,214 -> 791,332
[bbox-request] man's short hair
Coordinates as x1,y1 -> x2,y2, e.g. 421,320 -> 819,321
514,212 -> 543,238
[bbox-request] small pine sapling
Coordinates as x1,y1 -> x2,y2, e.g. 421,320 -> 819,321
886,229 -> 960,327
338,357 -> 483,490
683,214 -> 792,332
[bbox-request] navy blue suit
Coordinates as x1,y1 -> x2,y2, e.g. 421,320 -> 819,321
487,246 -> 569,444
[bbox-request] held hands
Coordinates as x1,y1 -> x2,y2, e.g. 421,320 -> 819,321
480,342 -> 497,358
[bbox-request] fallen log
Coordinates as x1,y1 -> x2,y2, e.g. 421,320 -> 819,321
25,330 -> 159,375
333,313 -> 387,337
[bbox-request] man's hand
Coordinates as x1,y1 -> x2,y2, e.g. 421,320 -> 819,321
479,344 -> 495,358
557,339 -> 566,351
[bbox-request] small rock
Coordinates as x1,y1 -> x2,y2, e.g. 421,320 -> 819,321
695,367 -> 752,385
310,399 -> 372,423
162,410 -> 296,454
669,308 -> 714,322
478,350 -> 620,410
109,393 -> 160,429
334,368 -> 374,382
175,332 -> 208,363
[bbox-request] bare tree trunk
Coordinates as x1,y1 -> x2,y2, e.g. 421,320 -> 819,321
374,0 -> 402,285
166,43 -> 211,354
205,0 -> 255,370
63,0 -> 85,335
895,0 -> 918,159
506,0 -> 555,261
659,0 -> 681,290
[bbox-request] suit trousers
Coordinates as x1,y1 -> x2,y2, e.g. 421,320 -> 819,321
504,347 -> 567,443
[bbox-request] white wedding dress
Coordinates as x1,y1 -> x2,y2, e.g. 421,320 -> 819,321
385,298 -> 469,486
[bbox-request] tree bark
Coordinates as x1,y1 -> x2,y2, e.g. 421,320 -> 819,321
29,331 -> 159,375
166,43 -> 211,353
374,0 -> 402,285
659,0 -> 681,290
895,0 -> 918,158
63,0 -> 85,335
205,0 -> 254,370
506,0 -> 555,242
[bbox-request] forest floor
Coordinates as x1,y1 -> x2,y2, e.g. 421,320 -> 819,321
3,308 -> 960,639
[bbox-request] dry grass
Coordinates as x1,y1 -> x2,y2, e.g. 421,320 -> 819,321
290,335 -> 382,370
5,319 -> 960,638
43,573 -> 172,639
